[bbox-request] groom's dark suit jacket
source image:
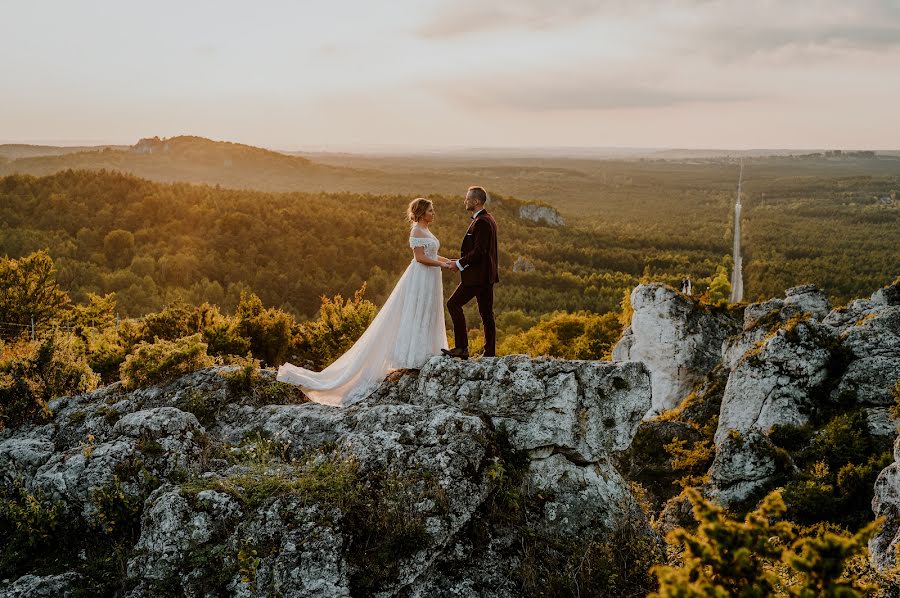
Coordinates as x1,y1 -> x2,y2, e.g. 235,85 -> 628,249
459,210 -> 499,286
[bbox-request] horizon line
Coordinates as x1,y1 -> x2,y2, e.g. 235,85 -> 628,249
1,138 -> 898,154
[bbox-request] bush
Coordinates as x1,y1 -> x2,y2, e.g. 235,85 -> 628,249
289,285 -> 376,370
0,331 -> 100,430
779,409 -> 893,527
0,482 -> 63,576
140,299 -> 198,342
83,326 -> 128,383
0,250 -> 71,338
195,302 -> 251,358
498,311 -> 622,359
120,333 -> 214,390
234,291 -> 294,367
651,488 -> 878,598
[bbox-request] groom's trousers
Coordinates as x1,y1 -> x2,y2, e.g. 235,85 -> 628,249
447,283 -> 496,357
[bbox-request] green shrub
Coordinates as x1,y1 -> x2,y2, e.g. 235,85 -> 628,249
0,482 -> 62,575
195,302 -> 251,358
234,291 -> 294,367
120,333 -> 214,390
498,311 -> 622,359
83,325 -> 127,383
63,292 -> 117,334
664,436 -> 714,488
288,285 -> 376,370
219,358 -> 307,406
89,475 -> 143,537
652,488 -> 878,598
0,250 -> 70,339
0,331 -> 100,430
779,409 -> 893,527
141,299 -> 198,342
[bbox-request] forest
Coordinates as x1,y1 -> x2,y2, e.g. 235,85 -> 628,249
1,142 -> 899,596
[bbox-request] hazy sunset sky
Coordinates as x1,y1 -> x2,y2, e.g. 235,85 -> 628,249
2,0 -> 899,150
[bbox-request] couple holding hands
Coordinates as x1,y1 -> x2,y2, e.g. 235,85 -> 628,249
277,186 -> 499,407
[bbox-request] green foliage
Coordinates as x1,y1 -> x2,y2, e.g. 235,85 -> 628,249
236,538 -> 261,591
234,291 -> 294,366
140,299 -> 197,342
219,359 -> 307,406
63,291 -> 117,333
619,287 -> 635,328
474,427 -> 660,597
82,325 -> 127,383
194,302 -> 252,358
890,379 -> 900,423
0,482 -> 62,574
119,333 -> 214,390
652,488 -> 879,598
0,330 -> 99,430
89,475 -> 143,537
701,262 -> 732,306
498,311 -> 622,359
774,410 -> 893,527
103,229 -> 135,269
0,249 -> 70,336
653,489 -> 786,597
289,285 -> 376,370
664,437 -> 714,488
784,522 -> 879,597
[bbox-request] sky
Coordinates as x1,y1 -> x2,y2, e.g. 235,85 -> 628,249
2,0 -> 900,150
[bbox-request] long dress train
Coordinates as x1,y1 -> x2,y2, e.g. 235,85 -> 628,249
276,231 -> 449,407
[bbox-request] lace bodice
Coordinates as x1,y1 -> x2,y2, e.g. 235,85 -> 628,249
409,229 -> 440,260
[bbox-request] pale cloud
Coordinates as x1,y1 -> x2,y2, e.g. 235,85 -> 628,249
418,0 -> 615,38
419,0 -> 900,61
436,69 -> 753,111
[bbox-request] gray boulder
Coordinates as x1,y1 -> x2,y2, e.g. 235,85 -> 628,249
1,356 -> 654,597
613,283 -> 739,416
0,573 -> 82,598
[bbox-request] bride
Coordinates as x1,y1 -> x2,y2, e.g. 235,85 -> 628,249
276,198 -> 455,407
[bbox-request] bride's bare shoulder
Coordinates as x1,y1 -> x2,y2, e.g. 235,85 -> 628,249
410,225 -> 429,238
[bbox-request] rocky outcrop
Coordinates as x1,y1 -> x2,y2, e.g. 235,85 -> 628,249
871,435 -> 900,569
0,573 -> 83,598
722,284 -> 831,370
512,256 -> 535,273
517,204 -> 564,227
708,279 -> 900,508
613,284 -> 739,416
0,356 -> 653,597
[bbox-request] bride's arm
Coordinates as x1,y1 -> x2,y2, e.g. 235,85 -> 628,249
412,246 -> 448,267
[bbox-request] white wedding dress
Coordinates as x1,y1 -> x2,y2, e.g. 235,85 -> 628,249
276,228 -> 449,407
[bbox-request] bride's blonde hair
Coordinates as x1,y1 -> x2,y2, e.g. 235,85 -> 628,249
407,198 -> 432,224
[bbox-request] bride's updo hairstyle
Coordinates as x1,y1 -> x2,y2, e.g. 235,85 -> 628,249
407,197 -> 432,224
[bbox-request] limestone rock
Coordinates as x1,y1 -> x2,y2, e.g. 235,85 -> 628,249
517,204 -> 564,226
723,285 -> 832,370
512,256 -> 535,273
831,306 -> 900,406
715,319 -> 835,446
708,319 -> 834,505
407,355 -> 651,460
612,284 -> 738,415
1,356 -> 654,597
708,429 -> 790,505
0,573 -> 82,597
870,436 -> 900,569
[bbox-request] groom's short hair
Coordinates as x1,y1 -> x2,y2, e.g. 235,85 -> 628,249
468,186 -> 488,205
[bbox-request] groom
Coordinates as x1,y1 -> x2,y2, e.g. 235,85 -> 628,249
443,186 -> 499,359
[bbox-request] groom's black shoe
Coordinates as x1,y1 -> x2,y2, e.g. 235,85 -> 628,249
441,347 -> 469,360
